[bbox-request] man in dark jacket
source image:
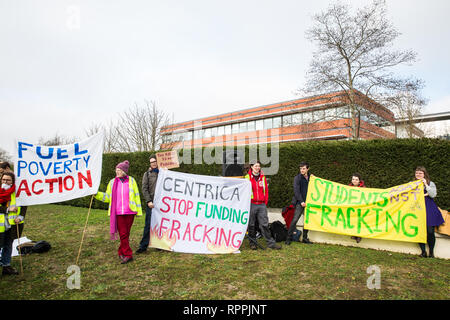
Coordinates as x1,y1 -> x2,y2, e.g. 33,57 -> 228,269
137,155 -> 159,253
285,161 -> 313,245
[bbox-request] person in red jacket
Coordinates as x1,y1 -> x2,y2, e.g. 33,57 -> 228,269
245,161 -> 281,250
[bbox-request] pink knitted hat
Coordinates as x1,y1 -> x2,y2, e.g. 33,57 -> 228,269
116,160 -> 129,174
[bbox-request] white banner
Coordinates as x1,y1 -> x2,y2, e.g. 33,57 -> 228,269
14,132 -> 104,206
150,170 -> 251,254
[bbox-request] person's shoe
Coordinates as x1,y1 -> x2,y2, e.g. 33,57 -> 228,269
420,252 -> 427,258
249,243 -> 257,250
285,238 -> 291,245
268,243 -> 282,250
302,238 -> 313,244
2,266 -> 19,275
136,247 -> 147,254
121,256 -> 133,264
428,252 -> 435,258
119,255 -> 125,261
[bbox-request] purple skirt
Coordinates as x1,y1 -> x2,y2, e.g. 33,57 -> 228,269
425,196 -> 445,227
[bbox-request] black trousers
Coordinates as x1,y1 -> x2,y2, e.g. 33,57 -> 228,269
419,226 -> 436,254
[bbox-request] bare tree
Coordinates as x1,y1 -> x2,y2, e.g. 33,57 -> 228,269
38,133 -> 77,146
384,88 -> 427,138
88,101 -> 170,153
0,147 -> 12,163
300,0 -> 424,139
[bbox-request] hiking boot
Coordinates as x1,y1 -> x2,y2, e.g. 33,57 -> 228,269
121,256 -> 133,264
268,243 -> 282,250
2,266 -> 19,275
285,238 -> 291,245
136,247 -> 147,254
302,238 -> 313,244
420,252 -> 427,258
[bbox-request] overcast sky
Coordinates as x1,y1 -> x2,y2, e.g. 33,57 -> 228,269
1,0 -> 450,157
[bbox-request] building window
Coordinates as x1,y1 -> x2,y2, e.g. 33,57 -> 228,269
282,114 -> 292,127
302,111 -> 313,124
273,117 -> 281,128
263,118 -> 273,129
204,128 -> 211,138
256,120 -> 264,130
210,127 -> 217,137
217,126 -> 225,136
336,107 -> 349,119
239,122 -> 248,133
225,125 -> 232,135
292,113 -> 302,125
194,130 -> 201,140
232,123 -> 239,134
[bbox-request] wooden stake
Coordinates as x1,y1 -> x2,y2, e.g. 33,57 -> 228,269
76,195 -> 94,266
15,223 -> 24,276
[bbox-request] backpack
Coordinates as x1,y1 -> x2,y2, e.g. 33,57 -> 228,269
269,221 -> 288,242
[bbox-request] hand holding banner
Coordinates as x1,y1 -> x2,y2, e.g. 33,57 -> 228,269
304,176 -> 427,243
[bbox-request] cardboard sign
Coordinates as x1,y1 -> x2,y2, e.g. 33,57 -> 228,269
156,150 -> 179,169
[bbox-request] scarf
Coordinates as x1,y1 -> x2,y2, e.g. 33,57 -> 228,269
109,176 -> 129,240
0,184 -> 15,204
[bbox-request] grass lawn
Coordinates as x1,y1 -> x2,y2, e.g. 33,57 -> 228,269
1,204 -> 449,300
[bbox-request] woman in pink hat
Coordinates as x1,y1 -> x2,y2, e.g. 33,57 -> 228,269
95,160 -> 143,264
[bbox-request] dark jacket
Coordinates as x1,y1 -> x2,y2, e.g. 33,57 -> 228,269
292,173 -> 311,205
142,168 -> 159,204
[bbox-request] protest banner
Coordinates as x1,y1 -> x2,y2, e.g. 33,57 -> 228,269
150,169 -> 251,254
14,132 -> 104,206
156,150 -> 179,169
304,176 -> 427,243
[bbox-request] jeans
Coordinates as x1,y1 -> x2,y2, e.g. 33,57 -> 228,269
287,204 -> 309,240
0,229 -> 13,267
248,203 -> 276,247
139,206 -> 152,250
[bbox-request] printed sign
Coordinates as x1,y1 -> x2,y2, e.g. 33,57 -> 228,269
304,176 -> 426,243
14,133 -> 104,206
150,169 -> 251,254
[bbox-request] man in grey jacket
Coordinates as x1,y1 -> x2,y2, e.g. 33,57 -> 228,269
137,155 -> 159,253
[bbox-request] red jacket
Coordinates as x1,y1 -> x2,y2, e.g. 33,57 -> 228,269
245,170 -> 269,205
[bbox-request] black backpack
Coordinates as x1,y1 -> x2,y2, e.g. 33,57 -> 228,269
269,221 -> 288,242
32,241 -> 51,253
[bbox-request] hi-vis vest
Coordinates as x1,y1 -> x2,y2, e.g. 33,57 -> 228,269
95,176 -> 143,216
7,192 -> 23,226
0,213 -> 5,233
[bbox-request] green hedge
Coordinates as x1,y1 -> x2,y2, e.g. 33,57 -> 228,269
61,138 -> 450,210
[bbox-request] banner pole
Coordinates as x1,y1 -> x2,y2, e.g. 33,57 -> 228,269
15,223 -> 24,276
76,195 -> 94,266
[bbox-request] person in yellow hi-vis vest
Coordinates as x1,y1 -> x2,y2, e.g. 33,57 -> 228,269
95,160 -> 143,264
0,172 -> 23,275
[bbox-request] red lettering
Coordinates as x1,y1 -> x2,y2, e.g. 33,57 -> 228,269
45,178 -> 58,193
203,225 -> 214,243
58,177 -> 63,193
78,170 -> 92,189
169,219 -> 181,239
161,196 -> 171,213
231,231 -> 242,248
183,222 -> 192,241
64,176 -> 75,191
193,224 -> 202,242
159,218 -> 170,237
31,179 -> 44,195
